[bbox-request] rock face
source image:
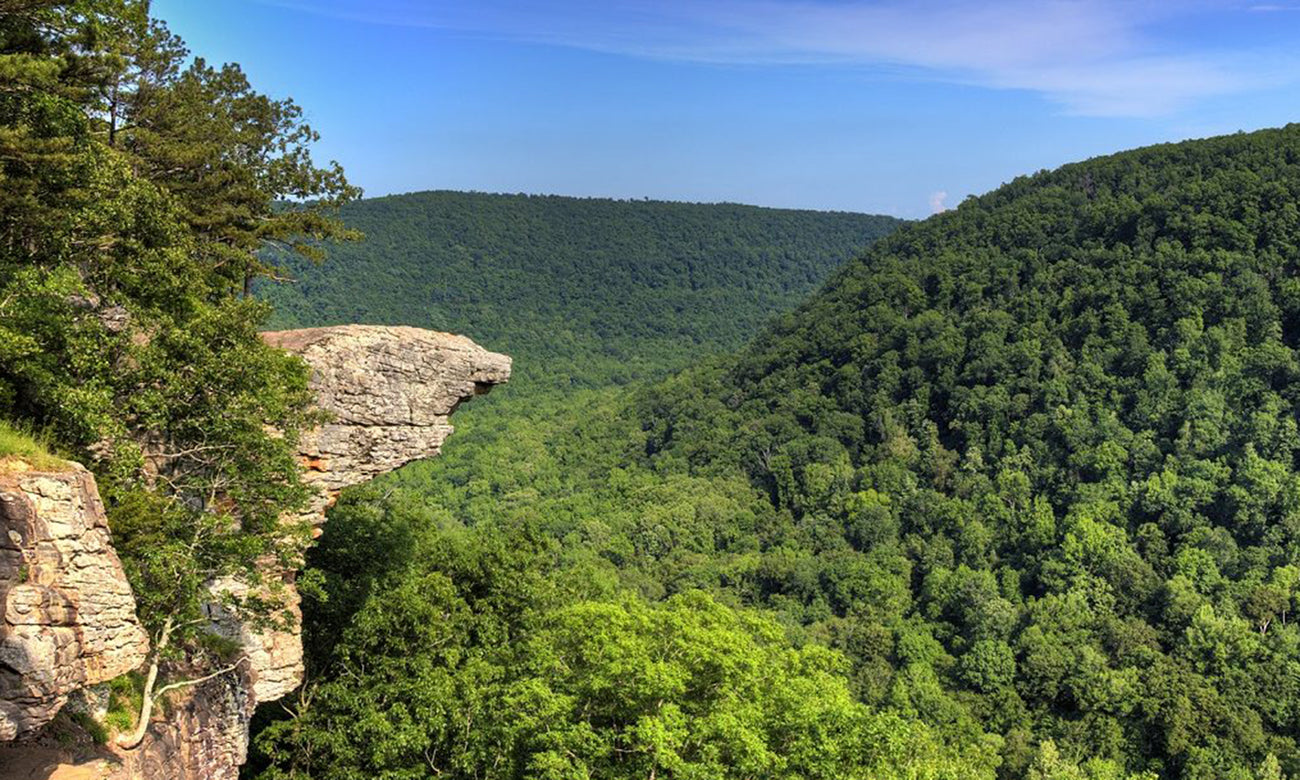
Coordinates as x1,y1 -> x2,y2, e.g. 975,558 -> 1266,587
0,462 -> 150,740
203,575 -> 303,703
262,325 -> 513,527
0,325 -> 507,779
137,325 -> 510,778
111,664 -> 255,780
223,325 -> 510,704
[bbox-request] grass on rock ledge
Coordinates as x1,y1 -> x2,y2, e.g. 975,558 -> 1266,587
0,419 -> 67,471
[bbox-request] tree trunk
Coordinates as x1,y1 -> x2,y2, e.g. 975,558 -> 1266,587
116,616 -> 172,749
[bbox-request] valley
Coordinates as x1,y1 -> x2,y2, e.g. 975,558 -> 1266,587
5,3 -> 1300,780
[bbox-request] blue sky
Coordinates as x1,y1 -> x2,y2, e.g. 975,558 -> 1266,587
153,0 -> 1300,218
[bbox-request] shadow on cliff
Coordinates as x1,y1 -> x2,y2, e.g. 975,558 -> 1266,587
243,482 -> 424,776
0,726 -> 123,779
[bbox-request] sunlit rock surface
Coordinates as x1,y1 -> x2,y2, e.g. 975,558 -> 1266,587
232,325 -> 510,702
263,324 -> 513,526
0,462 -> 149,741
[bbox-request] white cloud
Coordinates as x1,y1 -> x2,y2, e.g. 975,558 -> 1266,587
256,0 -> 1294,117
929,190 -> 949,214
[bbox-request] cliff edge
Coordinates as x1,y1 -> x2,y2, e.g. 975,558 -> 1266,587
0,325 -> 510,780
228,325 -> 512,703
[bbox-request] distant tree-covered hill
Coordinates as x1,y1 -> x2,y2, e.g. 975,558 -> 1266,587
258,191 -> 903,392
260,126 -> 1300,780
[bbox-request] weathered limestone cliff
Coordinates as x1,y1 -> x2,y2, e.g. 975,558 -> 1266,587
124,325 -> 510,778
242,325 -> 511,701
0,462 -> 150,741
264,324 -> 513,527
0,325 -> 508,780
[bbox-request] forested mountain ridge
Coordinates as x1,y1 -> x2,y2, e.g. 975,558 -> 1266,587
260,125 -> 1300,780
659,125 -> 1300,776
257,190 -> 903,390
632,126 -> 1300,776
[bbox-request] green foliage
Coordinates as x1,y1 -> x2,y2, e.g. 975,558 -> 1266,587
0,418 -> 63,469
252,496 -> 998,780
250,193 -> 910,778
637,124 -> 1300,778
104,672 -> 144,736
122,51 -> 361,293
0,1 -> 350,653
278,125 -> 1300,780
258,190 -> 902,393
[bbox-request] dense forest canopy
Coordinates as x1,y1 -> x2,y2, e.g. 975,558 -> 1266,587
257,190 -> 902,391
259,126 -> 1300,780
9,3 -> 1300,779
695,126 -> 1300,778
248,186 -> 939,780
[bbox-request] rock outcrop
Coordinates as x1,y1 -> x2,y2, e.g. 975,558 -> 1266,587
0,462 -> 150,741
0,325 -> 508,779
131,325 -> 510,778
263,325 -> 513,528
222,325 -> 510,703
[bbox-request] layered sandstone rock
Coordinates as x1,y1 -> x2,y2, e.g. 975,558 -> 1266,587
0,462 -> 150,740
262,324 -> 513,527
214,325 -> 510,704
110,663 -> 255,780
0,325 -> 508,780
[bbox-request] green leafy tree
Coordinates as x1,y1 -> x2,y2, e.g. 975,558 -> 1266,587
254,512 -> 997,780
1,0 -> 354,745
